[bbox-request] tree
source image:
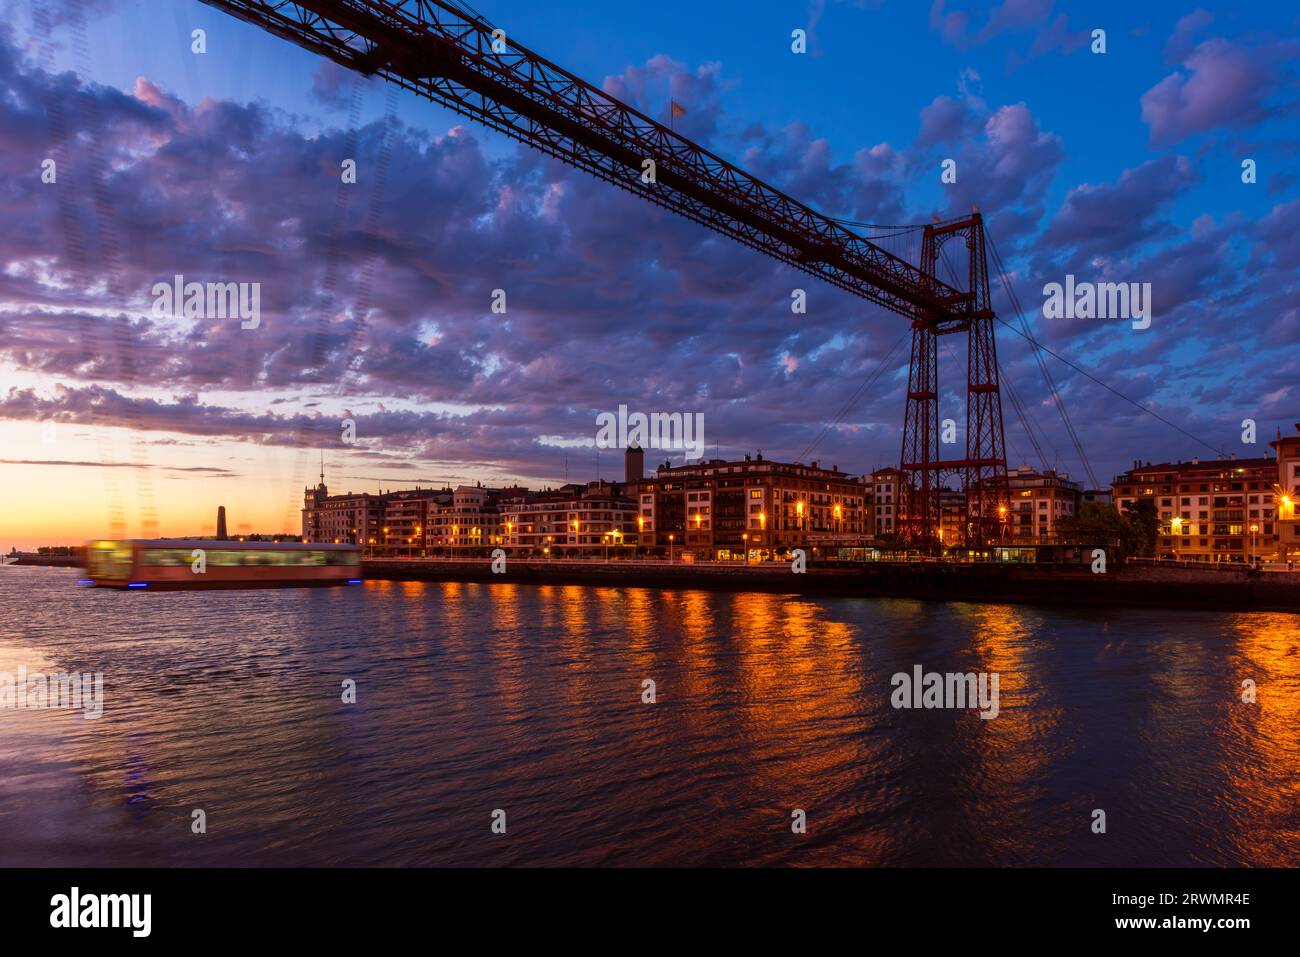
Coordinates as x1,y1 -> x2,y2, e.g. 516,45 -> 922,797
1120,498 -> 1159,557
1057,501 -> 1154,558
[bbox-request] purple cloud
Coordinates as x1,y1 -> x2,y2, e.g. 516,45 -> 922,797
929,0 -> 1087,55
1141,38 -> 1281,147
1041,156 -> 1199,258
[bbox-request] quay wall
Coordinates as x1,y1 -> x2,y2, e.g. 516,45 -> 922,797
361,558 -> 1300,613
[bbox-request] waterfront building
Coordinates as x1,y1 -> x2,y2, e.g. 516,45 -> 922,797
630,452 -> 869,560
426,485 -> 501,553
968,466 -> 1081,542
382,488 -> 450,557
938,487 -> 965,546
1111,456 -> 1277,562
299,422 -> 1300,564
302,475 -> 388,547
1270,425 -> 1300,561
497,481 -> 636,557
870,467 -> 899,540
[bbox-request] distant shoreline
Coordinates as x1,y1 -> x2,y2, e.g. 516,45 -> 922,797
4,554 -> 79,568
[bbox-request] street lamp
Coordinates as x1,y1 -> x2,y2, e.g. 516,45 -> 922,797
1250,523 -> 1259,566
668,533 -> 675,563
742,532 -> 749,565
1170,517 -> 1182,561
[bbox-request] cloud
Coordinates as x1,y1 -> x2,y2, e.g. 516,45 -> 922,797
933,102 -> 1064,220
0,458 -> 235,475
917,95 -> 981,147
1041,156 -> 1200,257
0,15 -> 1294,488
1141,38 -> 1283,146
928,0 -> 1088,55
309,60 -> 361,109
1163,9 -> 1213,63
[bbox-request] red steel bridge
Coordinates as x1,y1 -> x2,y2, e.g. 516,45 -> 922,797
200,0 -> 1012,546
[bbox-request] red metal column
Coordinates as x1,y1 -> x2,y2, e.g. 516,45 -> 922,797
899,320 -> 939,546
963,215 -> 1008,546
898,226 -> 942,549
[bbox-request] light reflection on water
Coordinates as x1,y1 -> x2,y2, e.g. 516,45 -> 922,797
0,566 -> 1297,866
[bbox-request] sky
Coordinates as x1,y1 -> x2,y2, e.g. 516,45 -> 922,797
1,0 -> 1298,547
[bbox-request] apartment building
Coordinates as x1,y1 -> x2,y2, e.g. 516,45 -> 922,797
302,477 -> 387,546
631,452 -> 869,559
1112,456 -> 1276,562
1271,426 -> 1300,561
967,466 -> 1081,542
425,485 -> 501,552
496,482 -> 637,556
870,467 -> 900,539
938,487 -> 966,545
382,488 -> 451,557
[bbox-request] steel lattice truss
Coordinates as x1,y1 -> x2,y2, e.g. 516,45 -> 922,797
199,0 -> 973,328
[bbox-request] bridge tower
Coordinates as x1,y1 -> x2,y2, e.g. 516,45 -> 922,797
898,213 -> 1007,549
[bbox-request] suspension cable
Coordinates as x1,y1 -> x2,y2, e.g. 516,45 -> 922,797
796,327 -> 910,465
985,229 -> 1223,461
986,232 -> 1100,488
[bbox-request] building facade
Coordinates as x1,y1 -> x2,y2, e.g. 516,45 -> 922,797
382,488 -> 449,557
1271,426 -> 1300,561
966,467 -> 1081,542
497,482 -> 637,556
424,485 -> 500,553
938,487 -> 966,546
632,453 -> 869,559
870,467 -> 900,540
1112,456 -> 1277,562
302,479 -> 387,547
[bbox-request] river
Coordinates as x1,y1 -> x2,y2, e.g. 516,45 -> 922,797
1,566 -> 1296,866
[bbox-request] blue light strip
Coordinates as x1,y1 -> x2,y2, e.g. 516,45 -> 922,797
127,582 -> 149,588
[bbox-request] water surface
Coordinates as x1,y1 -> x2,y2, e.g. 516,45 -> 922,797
1,566 -> 1297,866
